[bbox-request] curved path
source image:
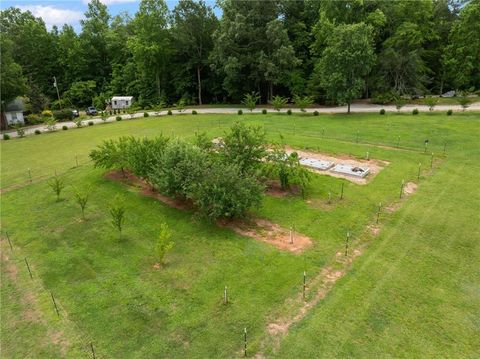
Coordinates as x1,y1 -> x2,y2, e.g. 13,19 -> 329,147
3,102 -> 479,139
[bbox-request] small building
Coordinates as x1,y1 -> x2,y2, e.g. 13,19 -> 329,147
4,98 -> 25,127
111,96 -> 134,110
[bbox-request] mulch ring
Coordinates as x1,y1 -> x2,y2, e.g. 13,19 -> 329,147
105,170 -> 313,253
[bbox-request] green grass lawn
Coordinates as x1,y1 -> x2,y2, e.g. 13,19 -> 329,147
1,112 -> 479,357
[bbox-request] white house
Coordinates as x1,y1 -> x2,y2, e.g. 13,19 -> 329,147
111,96 -> 134,110
4,98 -> 25,126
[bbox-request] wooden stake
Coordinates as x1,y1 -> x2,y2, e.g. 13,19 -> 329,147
75,154 -> 79,167
424,141 -> 428,153
366,151 -> 369,161
244,327 -> 247,357
345,232 -> 350,257
322,128 -> 325,138
303,271 -> 306,300
430,152 -> 434,169
397,135 -> 400,148
224,286 -> 228,304
5,231 -> 13,251
50,292 -> 60,317
24,257 -> 33,279
28,168 -> 32,183
328,192 -> 332,204
289,227 -> 293,244
443,142 -> 447,154
376,203 -> 382,224
90,342 -> 96,359
340,182 -> 344,200
417,163 -> 422,180
399,179 -> 405,199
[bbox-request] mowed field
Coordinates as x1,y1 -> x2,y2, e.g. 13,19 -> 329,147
1,112 -> 479,358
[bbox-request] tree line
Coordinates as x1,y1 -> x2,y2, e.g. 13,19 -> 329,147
1,0 -> 479,113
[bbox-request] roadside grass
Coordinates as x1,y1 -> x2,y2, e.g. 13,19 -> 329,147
1,112 -> 479,357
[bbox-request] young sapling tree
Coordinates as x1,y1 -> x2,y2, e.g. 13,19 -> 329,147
242,92 -> 260,112
270,95 -> 288,112
48,175 -> 65,201
74,187 -> 90,220
154,222 -> 174,266
293,95 -> 313,112
108,195 -> 126,234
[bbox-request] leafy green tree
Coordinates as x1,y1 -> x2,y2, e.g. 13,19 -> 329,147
74,187 -> 90,220
108,195 -> 126,234
242,92 -> 260,111
270,95 -> 288,112
293,95 -> 313,112
425,96 -> 438,111
457,94 -> 471,111
221,122 -> 267,174
313,23 -> 375,113
172,0 -> 218,105
394,97 -> 406,112
190,159 -> 263,220
48,175 -> 65,201
126,136 -> 169,181
66,81 -> 97,107
155,223 -> 174,265
90,137 -> 132,174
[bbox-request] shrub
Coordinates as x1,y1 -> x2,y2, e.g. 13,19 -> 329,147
238,109 -> 243,115
125,136 -> 169,181
53,109 -> 73,121
412,108 -> 419,115
74,187 -> 90,220
41,109 -> 53,118
90,136 -> 132,173
88,121 -> 94,126
25,114 -> 42,125
167,110 -> 173,115
242,92 -> 260,111
108,195 -> 126,234
116,116 -> 122,121
371,92 -> 396,105
447,109 -> 453,116
148,139 -> 205,198
425,96 -> 438,111
221,121 -> 267,174
3,133 -> 10,140
395,98 -> 406,112
74,118 -> 83,128
143,112 -> 149,117
174,98 -> 187,112
34,129 -> 41,135
155,223 -> 174,265
262,109 -> 267,114
190,159 -> 264,220
47,175 -> 65,201
293,95 -> 314,112
457,94 -> 471,111
192,110 -> 197,115
101,112 -> 108,122
62,125 -> 68,130
270,95 -> 288,112
45,118 -> 58,132
313,110 -> 319,116
287,109 -> 292,115
13,124 -> 25,137
380,109 -> 386,115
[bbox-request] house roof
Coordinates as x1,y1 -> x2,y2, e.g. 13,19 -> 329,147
111,96 -> 133,101
5,98 -> 25,112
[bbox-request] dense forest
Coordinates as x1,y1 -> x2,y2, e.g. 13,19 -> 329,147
1,0 -> 479,112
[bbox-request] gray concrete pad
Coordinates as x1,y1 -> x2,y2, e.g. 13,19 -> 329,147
331,164 -> 370,178
299,158 -> 334,171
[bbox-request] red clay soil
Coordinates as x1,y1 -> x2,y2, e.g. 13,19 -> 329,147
105,170 -> 313,253
264,180 -> 300,198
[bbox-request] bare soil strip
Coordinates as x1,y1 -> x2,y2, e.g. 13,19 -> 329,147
106,170 -> 313,253
286,147 -> 389,185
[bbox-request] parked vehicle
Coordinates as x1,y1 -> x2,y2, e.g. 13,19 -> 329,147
72,109 -> 79,118
86,106 -> 97,116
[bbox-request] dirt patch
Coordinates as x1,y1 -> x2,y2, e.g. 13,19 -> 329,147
286,147 -> 389,185
264,180 -> 300,198
404,181 -> 418,195
219,218 -> 312,254
367,224 -> 381,237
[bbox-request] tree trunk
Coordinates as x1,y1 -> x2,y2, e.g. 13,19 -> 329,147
269,82 -> 273,102
0,111 -> 7,131
347,102 -> 351,114
156,72 -> 161,99
197,67 -> 202,106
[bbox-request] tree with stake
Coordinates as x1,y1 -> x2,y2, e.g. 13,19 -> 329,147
270,95 -> 288,112
48,175 -> 65,202
242,92 -> 260,112
108,195 -> 126,235
74,187 -> 90,220
345,232 -> 350,256
399,179 -> 405,199
154,222 -> 174,266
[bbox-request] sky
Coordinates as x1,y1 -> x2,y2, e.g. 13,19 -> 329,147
1,0 -> 221,31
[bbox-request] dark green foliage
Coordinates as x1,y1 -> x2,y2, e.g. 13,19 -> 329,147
192,110 -> 197,115
53,109 -> 74,121
167,110 -> 173,115
262,109 -> 267,114
73,187 -> 90,220
425,96 -> 438,111
271,95 -> 288,112
313,111 -> 319,116
193,132 -> 213,151
412,108 -> 419,115
14,124 -> 25,137
88,121 -> 94,126
62,125 -> 68,130
3,134 -> 11,140
190,158 -> 263,220
34,129 -> 41,135
89,136 -> 132,173
238,109 -> 243,115
143,112 -> 149,117
126,136 -> 169,180
447,109 -> 453,116
221,121 -> 267,174
380,109 -> 386,115
287,109 -> 292,115
293,95 -> 314,112
116,116 -> 122,121
372,92 -> 396,105
25,114 -> 42,125
242,92 -> 260,111
457,94 -> 471,111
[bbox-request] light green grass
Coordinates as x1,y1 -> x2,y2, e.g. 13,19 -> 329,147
1,112 -> 479,357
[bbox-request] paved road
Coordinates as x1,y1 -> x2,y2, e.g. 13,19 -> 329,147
3,102 -> 479,139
